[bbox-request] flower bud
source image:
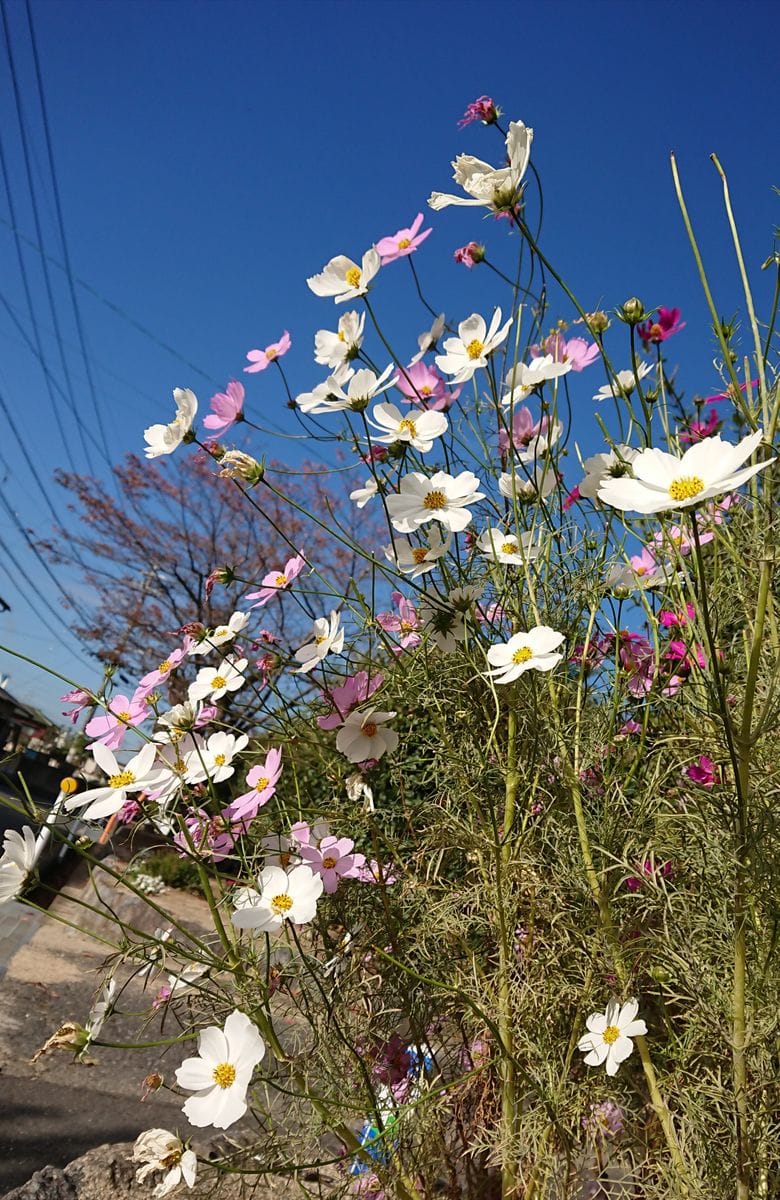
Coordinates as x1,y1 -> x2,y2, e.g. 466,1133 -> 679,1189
584,310 -> 610,335
618,297 -> 647,325
218,451 -> 265,485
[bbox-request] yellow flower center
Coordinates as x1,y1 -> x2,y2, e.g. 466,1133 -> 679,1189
275,573 -> 288,587
668,475 -> 704,502
255,776 -> 269,793
501,540 -> 518,555
398,418 -> 417,436
108,769 -> 135,789
602,1025 -> 620,1045
511,646 -> 533,665
322,855 -> 338,869
397,237 -> 412,249
157,659 -> 172,673
314,635 -> 328,645
215,627 -> 229,638
362,721 -> 378,738
345,266 -> 362,288
420,385 -> 432,396
423,489 -> 447,510
266,347 -> 277,361
270,893 -> 293,914
466,338 -> 485,360
412,547 -> 429,563
116,711 -> 131,723
212,1061 -> 236,1089
214,754 -> 226,766
211,675 -> 227,689
649,323 -> 663,340
337,330 -> 346,342
400,620 -> 414,633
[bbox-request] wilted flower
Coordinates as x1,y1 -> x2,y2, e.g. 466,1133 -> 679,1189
429,120 -> 532,213
453,241 -> 485,268
133,1129 -> 197,1198
457,95 -> 499,128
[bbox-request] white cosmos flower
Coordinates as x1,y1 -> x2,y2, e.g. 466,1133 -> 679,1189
315,310 -> 365,367
0,826 -> 37,904
386,470 -> 484,534
184,731 -> 249,785
429,120 -> 533,212
410,313 -> 446,364
175,1009 -> 266,1129
578,445 -> 639,500
133,1130 -> 197,1198
368,402 -> 448,452
295,363 -> 355,414
86,979 -> 116,1040
419,586 -> 480,652
325,364 -> 397,413
578,998 -> 647,1077
499,464 -> 557,502
500,355 -> 571,406
593,362 -> 654,403
293,610 -> 344,673
188,612 -> 249,656
64,743 -> 163,821
144,388 -> 198,459
349,477 -> 378,508
188,658 -> 248,704
148,735 -> 200,806
383,528 -> 451,578
231,865 -> 323,933
598,430 -> 774,514
307,248 -> 381,303
476,527 -> 539,566
435,309 -> 512,384
485,625 -> 565,685
335,707 -> 399,763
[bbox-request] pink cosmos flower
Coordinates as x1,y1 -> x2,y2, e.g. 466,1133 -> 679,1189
584,1101 -> 624,1140
254,652 -> 277,686
228,747 -> 283,822
203,380 -> 245,436
395,361 -> 459,411
617,719 -> 642,737
679,408 -> 720,444
602,632 -> 655,697
194,704 -> 218,728
355,858 -> 397,885
651,521 -> 714,557
61,687 -> 92,724
135,647 -> 187,698
376,213 -> 432,265
685,754 -> 718,789
245,553 -> 306,608
458,95 -> 498,128
563,485 -> 581,512
625,859 -> 673,892
530,333 -> 599,372
361,445 -> 390,465
659,604 -> 696,629
174,807 -> 239,861
454,242 -> 484,269
244,330 -> 292,373
498,407 -> 556,454
705,378 -> 758,405
317,670 -> 384,731
299,835 -> 366,894
84,692 -> 151,750
477,602 -> 506,625
376,592 -> 421,651
637,306 -> 685,349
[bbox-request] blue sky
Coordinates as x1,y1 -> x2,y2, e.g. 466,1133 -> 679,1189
0,0 -> 776,719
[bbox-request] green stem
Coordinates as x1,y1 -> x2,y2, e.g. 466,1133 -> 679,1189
497,698 -> 520,1199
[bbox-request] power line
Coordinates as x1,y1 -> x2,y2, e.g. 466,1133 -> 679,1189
0,0 -> 87,476
0,542 -> 96,670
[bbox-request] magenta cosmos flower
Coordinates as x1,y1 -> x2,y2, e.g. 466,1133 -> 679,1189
457,95 -> 499,128
228,747 -> 283,822
705,378 -> 758,405
203,380 -> 245,436
245,553 -> 306,608
396,361 -> 459,411
299,835 -> 366,894
454,241 -> 485,269
244,330 -> 292,373
684,754 -> 718,789
679,408 -> 720,444
376,213 -> 432,265
637,306 -> 685,349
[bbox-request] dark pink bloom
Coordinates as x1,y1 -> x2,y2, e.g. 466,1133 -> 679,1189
679,408 -> 720,444
203,380 -> 245,436
603,632 -> 655,697
245,553 -> 306,608
637,306 -> 685,349
659,604 -> 696,628
244,330 -> 292,373
458,95 -> 498,128
361,445 -> 390,465
299,835 -> 366,894
498,406 -> 556,454
453,241 -> 485,269
562,485 -> 581,512
317,670 -> 384,731
228,747 -> 283,822
376,213 -> 432,265
685,754 -> 718,789
530,332 -> 599,372
396,361 -> 459,411
60,687 -> 92,724
704,378 -> 758,405
85,692 -> 151,750
376,592 -> 421,651
626,858 -> 673,891
194,704 -> 218,728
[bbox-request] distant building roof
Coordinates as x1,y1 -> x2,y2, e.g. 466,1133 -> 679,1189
0,685 -> 55,730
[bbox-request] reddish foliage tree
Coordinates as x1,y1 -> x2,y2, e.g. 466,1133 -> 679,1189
40,451 -> 372,682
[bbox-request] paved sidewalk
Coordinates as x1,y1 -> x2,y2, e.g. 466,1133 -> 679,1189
0,863 -> 214,1194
